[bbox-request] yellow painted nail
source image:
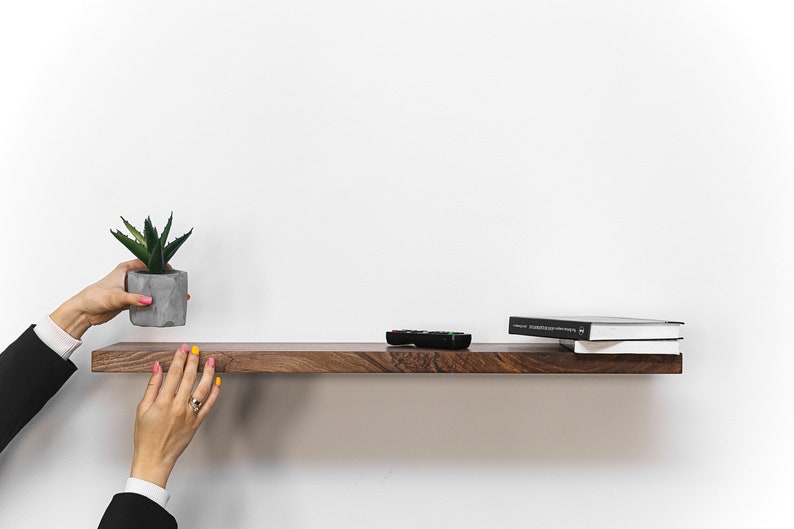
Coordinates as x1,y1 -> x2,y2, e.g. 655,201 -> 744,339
215,376 -> 222,387
191,345 -> 200,356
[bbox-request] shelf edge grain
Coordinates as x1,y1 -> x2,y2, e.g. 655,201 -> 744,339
91,343 -> 683,374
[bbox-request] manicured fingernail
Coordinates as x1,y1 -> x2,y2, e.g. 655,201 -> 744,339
152,361 -> 160,373
208,357 -> 215,368
215,377 -> 222,387
180,343 -> 189,353
191,345 -> 200,356
139,295 -> 153,305
187,293 -> 191,301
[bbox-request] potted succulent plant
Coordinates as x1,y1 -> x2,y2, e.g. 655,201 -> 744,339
111,213 -> 193,327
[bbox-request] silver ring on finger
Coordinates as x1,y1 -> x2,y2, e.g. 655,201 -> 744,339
188,396 -> 203,413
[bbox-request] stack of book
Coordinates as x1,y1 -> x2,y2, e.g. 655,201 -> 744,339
508,316 -> 684,354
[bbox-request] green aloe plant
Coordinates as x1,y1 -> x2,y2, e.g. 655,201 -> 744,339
110,213 -> 193,274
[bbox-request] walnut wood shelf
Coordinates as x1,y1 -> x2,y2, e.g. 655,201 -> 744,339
92,343 -> 682,374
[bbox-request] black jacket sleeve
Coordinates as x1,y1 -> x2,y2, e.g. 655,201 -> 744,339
98,493 -> 178,529
1,326 -> 178,528
0,325 -> 77,454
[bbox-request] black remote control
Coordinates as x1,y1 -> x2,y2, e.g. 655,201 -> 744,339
386,330 -> 472,350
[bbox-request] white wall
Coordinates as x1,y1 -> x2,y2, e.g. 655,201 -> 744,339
1,1 -> 792,527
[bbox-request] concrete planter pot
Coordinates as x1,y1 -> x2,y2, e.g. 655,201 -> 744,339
127,269 -> 188,327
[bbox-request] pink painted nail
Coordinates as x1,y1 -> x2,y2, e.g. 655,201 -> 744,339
208,357 -> 215,368
180,343 -> 189,353
139,295 -> 153,305
152,361 -> 160,373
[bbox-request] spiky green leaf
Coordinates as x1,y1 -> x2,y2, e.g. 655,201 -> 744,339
163,228 -> 193,264
121,216 -> 146,245
143,216 -> 159,251
147,240 -> 165,274
159,212 -> 173,250
110,229 -> 151,264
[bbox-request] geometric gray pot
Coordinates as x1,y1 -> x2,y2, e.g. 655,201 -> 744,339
126,269 -> 188,327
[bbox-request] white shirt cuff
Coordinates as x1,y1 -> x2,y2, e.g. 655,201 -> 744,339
33,316 -> 82,360
124,477 -> 171,508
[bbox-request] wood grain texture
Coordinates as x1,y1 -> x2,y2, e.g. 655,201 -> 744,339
92,343 -> 683,374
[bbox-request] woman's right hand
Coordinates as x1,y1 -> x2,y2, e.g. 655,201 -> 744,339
50,260 -> 153,340
130,344 -> 221,488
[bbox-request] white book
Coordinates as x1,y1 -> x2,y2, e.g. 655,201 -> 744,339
560,339 -> 682,354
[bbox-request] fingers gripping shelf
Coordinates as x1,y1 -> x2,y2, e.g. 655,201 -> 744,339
91,343 -> 682,374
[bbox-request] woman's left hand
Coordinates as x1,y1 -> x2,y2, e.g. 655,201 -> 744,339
130,344 -> 221,489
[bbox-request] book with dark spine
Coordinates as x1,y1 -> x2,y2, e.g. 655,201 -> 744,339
508,316 -> 683,341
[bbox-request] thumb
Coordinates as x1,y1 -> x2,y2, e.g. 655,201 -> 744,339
139,361 -> 163,412
116,290 -> 153,308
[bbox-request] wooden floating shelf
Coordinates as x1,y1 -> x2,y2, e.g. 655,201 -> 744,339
92,343 -> 682,374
